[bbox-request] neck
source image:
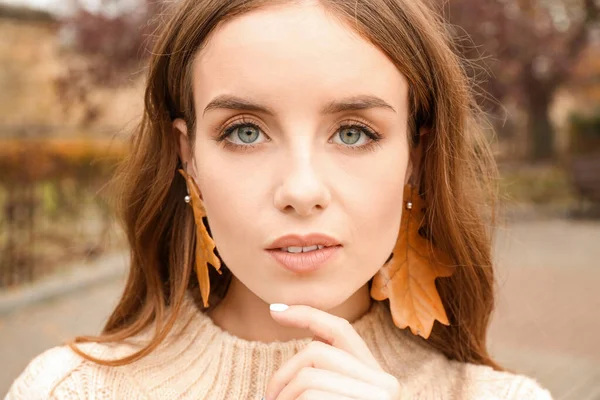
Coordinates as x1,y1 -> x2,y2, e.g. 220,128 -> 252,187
207,277 -> 373,342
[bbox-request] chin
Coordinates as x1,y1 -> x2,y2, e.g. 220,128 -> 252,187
269,286 -> 347,311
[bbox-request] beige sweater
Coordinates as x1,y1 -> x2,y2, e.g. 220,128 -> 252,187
5,295 -> 552,399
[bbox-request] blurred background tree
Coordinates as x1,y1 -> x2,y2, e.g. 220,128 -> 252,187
54,0 -> 162,126
447,0 -> 600,161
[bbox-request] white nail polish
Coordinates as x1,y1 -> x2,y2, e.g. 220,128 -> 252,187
270,303 -> 289,312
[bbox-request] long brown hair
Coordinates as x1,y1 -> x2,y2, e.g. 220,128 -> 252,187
69,0 -> 502,370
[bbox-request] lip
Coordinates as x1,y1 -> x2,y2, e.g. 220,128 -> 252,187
266,233 -> 341,250
266,246 -> 341,274
265,233 -> 342,274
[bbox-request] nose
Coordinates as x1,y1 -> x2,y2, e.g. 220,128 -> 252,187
273,151 -> 331,217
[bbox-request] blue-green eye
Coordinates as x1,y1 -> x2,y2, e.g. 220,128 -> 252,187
338,127 -> 362,145
331,123 -> 380,147
235,125 -> 260,143
219,122 -> 268,146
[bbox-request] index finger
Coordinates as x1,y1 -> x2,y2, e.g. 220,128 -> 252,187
269,303 -> 380,369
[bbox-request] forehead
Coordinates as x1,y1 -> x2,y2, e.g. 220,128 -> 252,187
192,1 -> 408,115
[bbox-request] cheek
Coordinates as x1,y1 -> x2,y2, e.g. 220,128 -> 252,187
341,151 -> 408,271
365,180 -> 404,265
358,186 -> 404,250
192,147 -> 265,267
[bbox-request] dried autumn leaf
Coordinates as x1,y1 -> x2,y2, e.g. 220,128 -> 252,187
370,185 -> 455,339
178,168 -> 222,308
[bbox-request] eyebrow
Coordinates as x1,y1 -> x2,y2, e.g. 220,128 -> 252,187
202,94 -> 396,116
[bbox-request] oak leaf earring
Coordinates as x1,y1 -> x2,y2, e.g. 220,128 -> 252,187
370,183 -> 456,340
178,166 -> 222,308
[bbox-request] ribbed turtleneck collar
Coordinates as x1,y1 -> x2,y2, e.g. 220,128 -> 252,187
179,293 -> 386,352
108,292 -> 440,399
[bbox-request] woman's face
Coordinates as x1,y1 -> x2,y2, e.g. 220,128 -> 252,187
177,1 -> 412,310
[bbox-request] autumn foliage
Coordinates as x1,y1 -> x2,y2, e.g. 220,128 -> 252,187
370,184 -> 455,339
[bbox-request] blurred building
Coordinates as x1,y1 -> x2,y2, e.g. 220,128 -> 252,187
0,3 -> 143,139
0,5 -> 62,136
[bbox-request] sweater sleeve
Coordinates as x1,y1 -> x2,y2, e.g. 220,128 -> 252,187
458,362 -> 553,400
3,346 -> 86,400
509,375 -> 553,400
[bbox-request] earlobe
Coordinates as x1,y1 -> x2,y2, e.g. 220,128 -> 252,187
407,133 -> 425,186
173,118 -> 188,137
173,119 -> 202,197
404,163 -> 413,186
173,118 -> 191,165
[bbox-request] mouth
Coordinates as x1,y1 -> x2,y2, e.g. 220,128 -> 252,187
265,233 -> 342,273
265,233 -> 341,250
277,245 -> 328,253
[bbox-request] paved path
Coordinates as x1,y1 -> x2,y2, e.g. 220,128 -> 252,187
1,217 -> 599,399
489,219 -> 600,399
0,277 -> 126,395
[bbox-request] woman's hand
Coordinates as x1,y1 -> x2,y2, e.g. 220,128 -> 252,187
263,304 -> 402,400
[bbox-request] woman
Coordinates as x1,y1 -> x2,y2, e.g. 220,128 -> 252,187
6,0 -> 553,399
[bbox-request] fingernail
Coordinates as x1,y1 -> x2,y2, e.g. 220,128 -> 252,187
270,303 -> 289,312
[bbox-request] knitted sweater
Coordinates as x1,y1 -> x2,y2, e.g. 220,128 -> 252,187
5,295 -> 553,399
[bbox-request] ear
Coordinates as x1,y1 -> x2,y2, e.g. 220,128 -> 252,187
404,162 -> 413,186
173,118 -> 198,178
404,125 -> 429,186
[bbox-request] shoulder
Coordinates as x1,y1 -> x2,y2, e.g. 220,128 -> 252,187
360,304 -> 553,400
4,342 -> 140,400
5,345 -> 86,400
454,361 -> 553,400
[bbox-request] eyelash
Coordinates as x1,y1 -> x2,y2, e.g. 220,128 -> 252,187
213,117 -> 383,153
